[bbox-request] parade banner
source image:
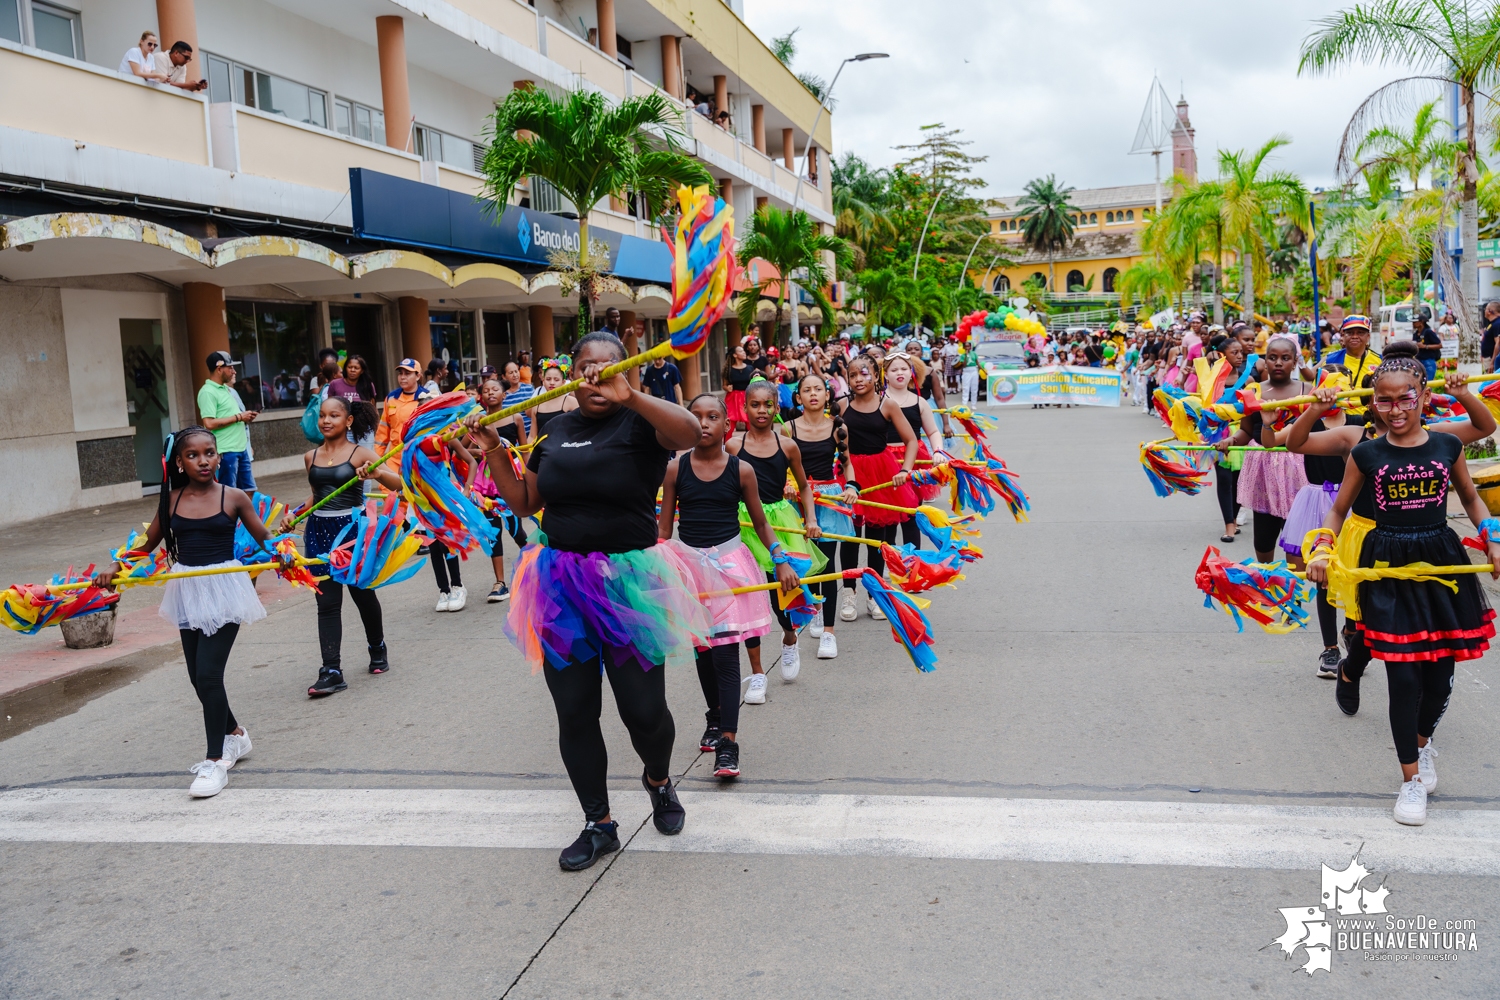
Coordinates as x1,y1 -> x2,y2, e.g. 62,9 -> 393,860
987,366 -> 1122,407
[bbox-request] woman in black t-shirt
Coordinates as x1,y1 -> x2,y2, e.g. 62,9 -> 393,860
466,332 -> 706,871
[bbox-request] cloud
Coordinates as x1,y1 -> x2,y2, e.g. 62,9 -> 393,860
744,0 -> 1435,197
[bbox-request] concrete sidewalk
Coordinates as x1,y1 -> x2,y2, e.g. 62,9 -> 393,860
0,470 -> 310,738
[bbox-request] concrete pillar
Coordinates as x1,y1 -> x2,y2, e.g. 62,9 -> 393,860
782,128 -> 795,170
397,296 -> 431,367
376,16 -> 413,152
713,74 -> 727,115
808,145 -> 819,184
726,317 -> 742,350
183,283 -> 229,410
719,177 -> 732,203
529,305 -> 555,359
751,104 -> 765,153
679,348 -> 700,398
619,310 -> 640,389
660,36 -> 681,99
756,196 -> 768,211
155,0 -> 199,83
596,0 -> 616,57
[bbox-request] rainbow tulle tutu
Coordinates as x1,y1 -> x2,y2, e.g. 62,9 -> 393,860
506,539 -> 712,672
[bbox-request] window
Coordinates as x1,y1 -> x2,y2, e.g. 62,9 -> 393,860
993,275 -> 1010,294
225,301 -> 317,411
1126,209 -> 1134,221
1106,211 -> 1114,224
1030,271 -> 1046,287
429,311 -> 478,384
1066,269 -> 1085,291
31,2 -> 81,57
332,98 -> 386,145
204,54 -> 326,128
1088,213 -> 1097,224
1103,267 -> 1119,293
0,0 -> 19,43
414,124 -> 477,171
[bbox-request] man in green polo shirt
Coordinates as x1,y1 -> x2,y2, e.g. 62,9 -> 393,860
197,350 -> 259,490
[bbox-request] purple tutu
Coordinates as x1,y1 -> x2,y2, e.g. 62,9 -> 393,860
1278,481 -> 1339,557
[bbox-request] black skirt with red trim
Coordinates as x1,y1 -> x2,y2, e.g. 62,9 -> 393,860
1356,524 -> 1495,663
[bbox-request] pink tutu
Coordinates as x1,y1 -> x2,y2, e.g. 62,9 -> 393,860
1236,448 -> 1308,519
1278,481 -> 1339,557
679,540 -> 776,647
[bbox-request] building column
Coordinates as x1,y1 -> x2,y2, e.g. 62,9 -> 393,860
596,0 -> 616,57
751,104 -> 765,153
756,195 -> 768,211
808,145 -> 819,185
529,305 -> 555,359
619,309 -> 640,389
183,283 -> 228,413
782,128 -> 795,170
719,177 -> 733,204
398,297 -> 431,367
660,36 -> 681,99
713,74 -> 727,115
155,0 -> 199,83
678,347 -> 700,398
726,317 -> 742,350
376,16 -> 413,152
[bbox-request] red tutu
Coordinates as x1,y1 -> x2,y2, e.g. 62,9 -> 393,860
850,450 -> 918,525
890,442 -> 940,502
724,389 -> 747,426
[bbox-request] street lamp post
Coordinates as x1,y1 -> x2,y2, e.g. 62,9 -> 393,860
786,52 -> 887,345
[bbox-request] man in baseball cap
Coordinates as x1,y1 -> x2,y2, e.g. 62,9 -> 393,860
376,358 -> 433,455
196,350 -> 258,489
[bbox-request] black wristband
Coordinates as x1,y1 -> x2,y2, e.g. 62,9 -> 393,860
845,481 -> 860,492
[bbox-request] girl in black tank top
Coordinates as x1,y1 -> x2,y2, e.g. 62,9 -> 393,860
293,396 -> 402,697
786,373 -> 859,647
527,364 -> 578,442
91,426 -> 279,795
725,379 -> 826,689
658,394 -> 800,768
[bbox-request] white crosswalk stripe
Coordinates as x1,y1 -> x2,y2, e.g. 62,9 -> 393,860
3,788 -> 1499,875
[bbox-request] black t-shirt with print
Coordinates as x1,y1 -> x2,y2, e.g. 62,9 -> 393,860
527,405 -> 670,553
1351,431 -> 1461,528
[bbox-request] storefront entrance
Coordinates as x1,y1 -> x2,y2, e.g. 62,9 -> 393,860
118,319 -> 168,487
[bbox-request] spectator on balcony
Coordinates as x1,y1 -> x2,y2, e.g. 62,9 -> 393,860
714,110 -> 732,131
160,41 -> 208,92
119,31 -> 168,85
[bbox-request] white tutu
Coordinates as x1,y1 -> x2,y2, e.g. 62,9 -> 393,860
158,560 -> 267,635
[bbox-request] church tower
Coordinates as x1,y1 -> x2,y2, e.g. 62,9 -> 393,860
1172,96 -> 1197,182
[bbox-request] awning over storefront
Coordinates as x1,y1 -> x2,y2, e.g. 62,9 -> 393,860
349,168 -> 672,284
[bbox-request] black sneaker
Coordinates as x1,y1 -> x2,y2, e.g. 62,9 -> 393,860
642,771 -> 685,835
713,739 -> 741,779
1336,664 -> 1360,716
700,727 -> 723,753
558,820 -> 619,871
368,642 -> 390,675
308,668 -> 346,698
1317,647 -> 1340,679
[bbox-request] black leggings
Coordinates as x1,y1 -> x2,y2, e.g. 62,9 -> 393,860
696,644 -> 742,735
1385,658 -> 1455,765
1315,587 -> 1338,648
315,581 -> 383,669
485,510 -> 528,557
181,624 -> 240,760
815,540 -> 840,626
429,541 -> 462,592
1215,465 -> 1241,525
843,521 -> 898,588
543,651 -> 676,822
1252,511 -> 1284,557
1341,620 -> 1373,680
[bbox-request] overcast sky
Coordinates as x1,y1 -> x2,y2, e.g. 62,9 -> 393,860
743,0 -> 1437,199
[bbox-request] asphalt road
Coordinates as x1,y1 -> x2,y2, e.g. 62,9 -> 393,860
2,404 -> 1498,999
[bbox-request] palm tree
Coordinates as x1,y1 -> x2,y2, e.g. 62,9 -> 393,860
851,267 -> 917,339
831,153 -> 896,262
1016,175 -> 1079,292
1352,99 -> 1464,193
1146,184 -> 1225,321
1191,138 -> 1309,322
481,87 -> 711,336
735,205 -> 854,344
1300,0 -> 1500,326
1117,259 -> 1179,315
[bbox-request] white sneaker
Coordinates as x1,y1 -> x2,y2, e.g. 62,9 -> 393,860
188,759 -> 228,798
219,729 -> 251,769
1236,509 -> 1248,526
809,619 -> 824,637
867,596 -> 887,621
447,585 -> 467,612
435,590 -> 452,612
839,590 -> 858,622
817,632 -> 838,659
744,673 -> 767,704
1393,776 -> 1428,826
780,643 -> 801,683
1416,741 -> 1438,793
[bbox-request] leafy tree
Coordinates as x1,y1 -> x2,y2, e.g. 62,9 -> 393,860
1117,259 -> 1178,314
850,267 -> 917,338
735,205 -> 854,344
1016,175 -> 1080,291
1351,99 -> 1464,192
481,87 -> 710,337
831,152 -> 896,263
1300,0 -> 1500,326
893,124 -> 990,277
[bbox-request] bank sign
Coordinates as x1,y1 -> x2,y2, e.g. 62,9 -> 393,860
349,168 -> 670,283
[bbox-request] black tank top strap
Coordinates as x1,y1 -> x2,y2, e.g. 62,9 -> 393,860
170,484 -> 237,566
844,402 -> 890,456
738,429 -> 789,505
674,452 -> 744,548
